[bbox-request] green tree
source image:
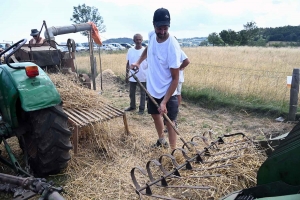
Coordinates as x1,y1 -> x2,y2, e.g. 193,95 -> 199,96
238,30 -> 248,45
219,30 -> 230,45
208,32 -> 223,46
242,21 -> 259,45
70,4 -> 106,36
199,40 -> 208,46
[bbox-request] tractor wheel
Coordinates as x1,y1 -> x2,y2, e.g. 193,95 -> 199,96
21,105 -> 72,177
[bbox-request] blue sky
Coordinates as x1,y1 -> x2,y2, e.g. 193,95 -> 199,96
1,0 -> 299,44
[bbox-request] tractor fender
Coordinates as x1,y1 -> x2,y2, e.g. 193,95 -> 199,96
1,62 -> 61,112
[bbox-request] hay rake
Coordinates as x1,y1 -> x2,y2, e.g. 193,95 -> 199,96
131,132 -> 254,199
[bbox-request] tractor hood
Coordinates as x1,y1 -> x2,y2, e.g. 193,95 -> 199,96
1,62 -> 61,111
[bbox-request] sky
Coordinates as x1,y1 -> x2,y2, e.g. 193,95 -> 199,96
0,0 -> 299,44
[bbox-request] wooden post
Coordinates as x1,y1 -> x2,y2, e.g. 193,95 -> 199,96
89,30 -> 96,90
92,56 -> 97,90
123,112 -> 130,135
288,68 -> 299,121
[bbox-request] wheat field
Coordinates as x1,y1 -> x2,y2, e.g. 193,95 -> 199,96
76,47 -> 300,103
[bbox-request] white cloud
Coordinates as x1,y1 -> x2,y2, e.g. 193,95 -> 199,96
0,0 -> 299,43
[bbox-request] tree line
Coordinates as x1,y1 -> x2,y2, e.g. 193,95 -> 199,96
205,22 -> 300,47
69,4 -> 300,47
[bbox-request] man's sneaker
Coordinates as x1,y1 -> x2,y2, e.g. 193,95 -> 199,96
138,110 -> 144,115
125,107 -> 136,111
151,139 -> 169,149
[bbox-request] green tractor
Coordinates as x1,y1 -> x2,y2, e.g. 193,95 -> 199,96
0,39 -> 72,177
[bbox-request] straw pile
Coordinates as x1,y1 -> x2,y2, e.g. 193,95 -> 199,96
48,73 -> 108,109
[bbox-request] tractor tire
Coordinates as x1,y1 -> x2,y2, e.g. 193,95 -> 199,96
21,105 -> 72,177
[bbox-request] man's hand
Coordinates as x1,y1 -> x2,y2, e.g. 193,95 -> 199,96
158,102 -> 167,115
130,63 -> 140,71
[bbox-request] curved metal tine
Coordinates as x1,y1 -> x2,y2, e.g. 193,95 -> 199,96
171,148 -> 191,160
146,159 -> 167,183
182,141 -> 197,150
158,154 -> 180,172
191,135 -> 210,146
130,166 -> 148,194
171,148 -> 194,170
202,130 -> 215,141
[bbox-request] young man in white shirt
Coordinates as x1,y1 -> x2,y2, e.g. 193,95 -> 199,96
131,8 -> 182,150
125,34 -> 148,115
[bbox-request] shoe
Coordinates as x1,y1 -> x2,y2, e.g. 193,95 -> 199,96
151,139 -> 169,149
175,121 -> 178,129
138,110 -> 144,115
125,107 -> 135,111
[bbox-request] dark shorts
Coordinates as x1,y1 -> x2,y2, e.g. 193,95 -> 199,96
147,95 -> 178,121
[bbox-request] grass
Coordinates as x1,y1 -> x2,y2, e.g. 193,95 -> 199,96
182,86 -> 289,117
75,46 -> 300,118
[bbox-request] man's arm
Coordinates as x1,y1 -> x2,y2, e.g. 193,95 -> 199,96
180,58 -> 190,70
131,47 -> 147,69
125,60 -> 129,83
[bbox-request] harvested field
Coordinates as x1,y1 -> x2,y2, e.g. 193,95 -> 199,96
0,69 -> 295,199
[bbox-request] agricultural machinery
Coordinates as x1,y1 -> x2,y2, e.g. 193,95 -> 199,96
11,20 -> 102,90
0,39 -> 69,199
0,21 -> 103,199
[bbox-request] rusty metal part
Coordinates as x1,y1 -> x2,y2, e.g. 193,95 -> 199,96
131,132 -> 253,199
0,173 -> 64,200
78,73 -> 91,89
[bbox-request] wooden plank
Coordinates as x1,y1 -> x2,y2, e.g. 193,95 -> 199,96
64,109 -> 85,127
72,108 -> 93,123
102,106 -> 117,118
88,109 -> 105,121
94,109 -> 113,120
67,109 -> 89,126
81,109 -> 103,122
63,105 -> 130,154
105,104 -> 124,116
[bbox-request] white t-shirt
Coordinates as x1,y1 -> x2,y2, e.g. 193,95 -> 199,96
179,50 -> 188,83
147,31 -> 182,98
126,47 -> 147,82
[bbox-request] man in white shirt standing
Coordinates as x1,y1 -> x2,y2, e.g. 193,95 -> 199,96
125,34 -> 148,115
177,50 -> 190,106
131,8 -> 182,150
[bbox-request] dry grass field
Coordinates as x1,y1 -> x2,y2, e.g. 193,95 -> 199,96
0,47 -> 298,200
77,46 -> 300,103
